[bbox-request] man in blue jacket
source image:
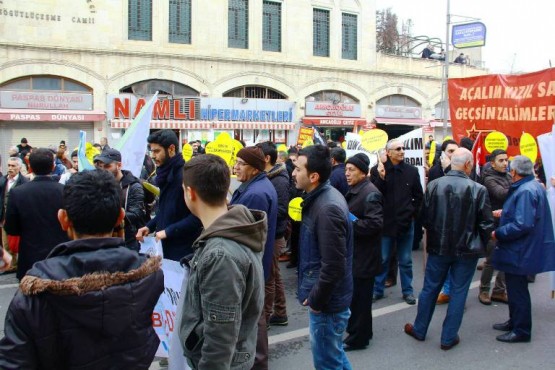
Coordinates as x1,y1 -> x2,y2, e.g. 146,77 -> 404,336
491,155 -> 555,343
231,146 -> 277,370
136,130 -> 202,261
293,145 -> 353,369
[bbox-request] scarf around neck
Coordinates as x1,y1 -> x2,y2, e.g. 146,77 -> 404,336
155,154 -> 185,187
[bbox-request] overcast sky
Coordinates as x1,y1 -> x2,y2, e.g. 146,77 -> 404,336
375,0 -> 555,74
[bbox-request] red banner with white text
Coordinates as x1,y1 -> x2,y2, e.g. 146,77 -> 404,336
448,68 -> 555,157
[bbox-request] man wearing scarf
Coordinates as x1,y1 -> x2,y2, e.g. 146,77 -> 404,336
136,130 -> 202,261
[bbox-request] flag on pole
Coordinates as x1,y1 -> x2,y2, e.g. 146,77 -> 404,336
115,92 -> 159,178
77,130 -> 95,172
471,132 -> 484,178
312,125 -> 326,146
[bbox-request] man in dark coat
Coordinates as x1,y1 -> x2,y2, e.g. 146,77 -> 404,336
491,156 -> 555,343
230,146 -> 278,370
478,149 -> 511,305
405,148 -> 494,350
372,139 -> 423,305
329,147 -> 349,196
136,130 -> 202,261
0,170 -> 164,369
4,148 -> 69,280
343,153 -> 383,351
257,142 -> 290,327
428,139 -> 458,182
95,148 -> 146,251
1,156 -> 28,269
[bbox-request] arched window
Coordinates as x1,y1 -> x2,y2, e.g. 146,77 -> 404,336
120,79 -> 199,96
224,85 -> 286,99
1,75 -> 91,92
305,90 -> 359,104
376,94 -> 420,107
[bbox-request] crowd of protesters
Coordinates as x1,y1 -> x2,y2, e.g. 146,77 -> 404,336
0,129 -> 554,369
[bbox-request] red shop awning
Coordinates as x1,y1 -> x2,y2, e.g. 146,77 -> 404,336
0,109 -> 106,122
110,119 -> 296,130
374,118 -> 430,126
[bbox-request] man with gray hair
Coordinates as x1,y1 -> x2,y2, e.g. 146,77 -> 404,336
491,155 -> 555,343
0,156 -> 28,270
404,148 -> 494,350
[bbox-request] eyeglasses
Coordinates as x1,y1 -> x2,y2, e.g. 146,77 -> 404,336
234,160 -> 249,167
390,146 -> 406,152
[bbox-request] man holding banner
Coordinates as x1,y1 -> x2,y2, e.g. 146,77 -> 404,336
136,130 -> 202,261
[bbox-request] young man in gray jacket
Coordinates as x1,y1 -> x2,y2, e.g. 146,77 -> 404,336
179,154 -> 266,370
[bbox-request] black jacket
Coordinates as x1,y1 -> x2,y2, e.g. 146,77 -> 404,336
372,160 -> 423,237
422,171 -> 494,258
4,176 -> 69,279
345,178 -> 383,278
0,174 -> 28,222
329,163 -> 349,196
0,237 -> 164,370
146,157 -> 202,261
120,170 -> 146,250
267,164 -> 290,239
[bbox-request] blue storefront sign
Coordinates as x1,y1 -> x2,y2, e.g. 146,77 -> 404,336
452,22 -> 486,49
200,98 -> 295,122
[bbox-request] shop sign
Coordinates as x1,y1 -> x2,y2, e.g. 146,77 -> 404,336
108,94 -> 201,120
1,112 -> 104,121
1,91 -> 93,110
375,105 -> 422,119
305,101 -> 361,118
200,98 -> 295,122
302,117 -> 367,126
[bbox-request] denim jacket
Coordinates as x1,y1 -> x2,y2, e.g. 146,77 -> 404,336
179,205 -> 266,370
297,183 -> 353,313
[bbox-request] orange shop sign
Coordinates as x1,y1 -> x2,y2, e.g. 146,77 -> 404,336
107,94 -> 200,120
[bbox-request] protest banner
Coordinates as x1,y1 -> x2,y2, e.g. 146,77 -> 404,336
297,127 -> 314,146
448,68 -> 555,157
395,128 -> 426,190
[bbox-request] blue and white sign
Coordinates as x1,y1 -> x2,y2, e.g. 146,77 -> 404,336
452,22 -> 486,49
200,98 -> 295,122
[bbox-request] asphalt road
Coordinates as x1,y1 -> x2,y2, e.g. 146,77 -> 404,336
2,249 -> 554,370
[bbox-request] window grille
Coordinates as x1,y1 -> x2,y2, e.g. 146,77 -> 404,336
263,1 -> 281,52
169,0 -> 191,44
128,0 -> 152,41
342,13 -> 357,60
228,0 -> 249,49
313,9 -> 330,57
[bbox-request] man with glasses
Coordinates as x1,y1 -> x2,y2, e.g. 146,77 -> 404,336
230,146 -> 277,370
372,139 -> 423,305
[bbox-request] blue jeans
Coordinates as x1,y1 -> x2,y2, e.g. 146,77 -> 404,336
309,308 -> 352,370
412,254 -> 478,346
374,222 -> 415,296
442,271 -> 452,295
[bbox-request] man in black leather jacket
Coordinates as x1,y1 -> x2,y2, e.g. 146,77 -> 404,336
0,170 -> 164,369
404,148 -> 494,351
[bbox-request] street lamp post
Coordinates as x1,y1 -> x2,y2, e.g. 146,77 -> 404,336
441,0 -> 451,138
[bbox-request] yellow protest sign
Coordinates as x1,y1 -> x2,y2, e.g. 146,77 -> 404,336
361,129 -> 388,152
182,143 -> 193,161
302,138 -> 314,148
288,197 -> 303,221
277,144 -> 288,152
205,132 -> 234,163
230,139 -> 244,166
341,141 -> 347,149
519,132 -> 538,163
143,181 -> 160,197
428,140 -> 436,165
297,127 -> 314,146
443,135 -> 453,142
484,131 -> 508,153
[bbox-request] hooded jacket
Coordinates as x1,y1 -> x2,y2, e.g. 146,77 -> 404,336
179,205 -> 265,370
0,237 -> 164,370
120,169 -> 146,250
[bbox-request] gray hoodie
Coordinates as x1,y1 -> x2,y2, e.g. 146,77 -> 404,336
179,205 -> 266,370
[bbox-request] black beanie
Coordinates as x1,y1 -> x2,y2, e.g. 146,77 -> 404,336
346,153 -> 370,175
237,146 -> 266,172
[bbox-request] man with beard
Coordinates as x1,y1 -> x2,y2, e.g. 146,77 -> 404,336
95,148 -> 145,251
136,130 -> 202,261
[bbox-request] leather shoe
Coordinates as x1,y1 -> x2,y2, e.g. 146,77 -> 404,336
491,292 -> 509,304
403,294 -> 417,305
492,320 -> 513,332
496,332 -> 530,343
436,292 -> 450,305
404,323 -> 424,341
372,293 -> 384,303
384,279 -> 396,288
479,291 -> 492,305
343,344 -> 367,352
441,336 -> 460,350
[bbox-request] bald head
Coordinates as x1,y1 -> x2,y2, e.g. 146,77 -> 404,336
450,148 -> 473,174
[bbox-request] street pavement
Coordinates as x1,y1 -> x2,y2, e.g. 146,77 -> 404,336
2,249 -> 554,369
